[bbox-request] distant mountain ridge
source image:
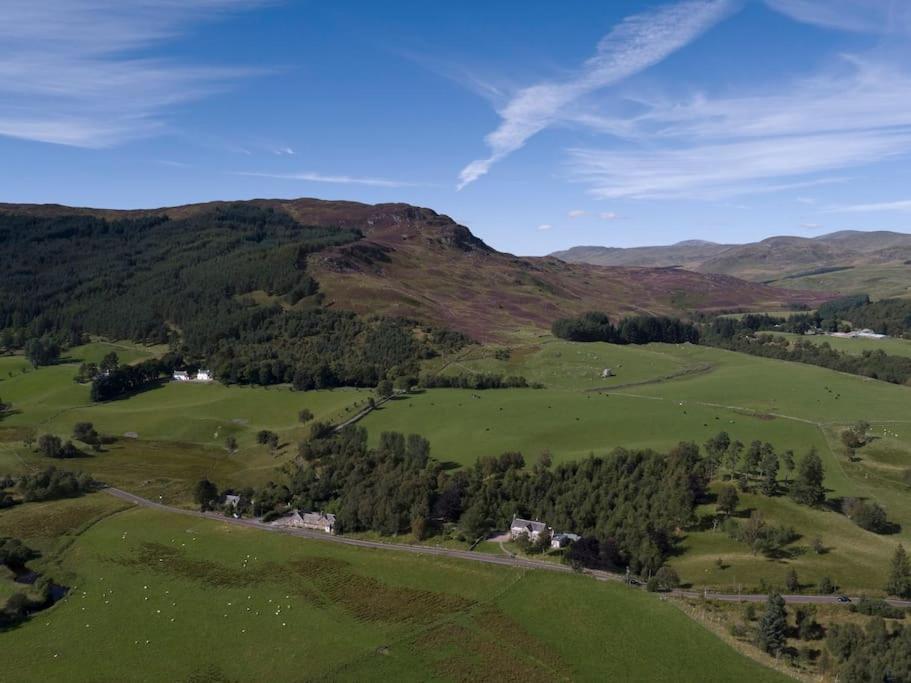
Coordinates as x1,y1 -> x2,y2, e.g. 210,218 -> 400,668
552,230 -> 911,283
0,198 -> 830,341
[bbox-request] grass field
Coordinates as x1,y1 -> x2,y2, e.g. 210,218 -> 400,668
769,263 -> 911,301
773,332 -> 911,357
4,337 -> 911,593
1,499 -> 788,682
366,339 -> 911,592
0,342 -> 368,503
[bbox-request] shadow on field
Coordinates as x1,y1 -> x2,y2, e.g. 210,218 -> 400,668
98,379 -> 168,403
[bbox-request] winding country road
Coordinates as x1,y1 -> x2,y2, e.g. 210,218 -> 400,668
104,487 -> 911,609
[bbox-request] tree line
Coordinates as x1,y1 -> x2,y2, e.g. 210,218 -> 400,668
727,333 -> 911,385
6,467 -> 96,502
205,426 -> 708,577
552,312 -> 700,344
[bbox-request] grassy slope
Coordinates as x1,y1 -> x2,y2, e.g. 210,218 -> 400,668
4,338 -> 910,592
768,264 -> 911,301
0,342 -> 368,503
365,340 -> 911,592
774,332 -> 911,357
305,206 -> 827,342
1,503 -> 787,682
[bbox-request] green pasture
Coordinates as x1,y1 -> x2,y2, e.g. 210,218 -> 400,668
774,331 -> 911,357
368,340 -> 911,591
0,341 -> 367,503
432,338 -> 696,390
1,503 -> 786,682
364,389 -> 828,466
671,486 -> 898,594
4,337 -> 911,593
0,343 -> 366,447
769,264 -> 911,300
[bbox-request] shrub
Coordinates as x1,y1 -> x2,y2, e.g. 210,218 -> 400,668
850,596 -> 905,619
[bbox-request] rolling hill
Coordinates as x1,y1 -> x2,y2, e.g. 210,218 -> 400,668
553,230 -> 911,298
0,198 -> 827,345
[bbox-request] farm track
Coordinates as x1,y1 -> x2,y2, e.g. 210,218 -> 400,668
585,362 -> 715,393
103,487 -> 911,609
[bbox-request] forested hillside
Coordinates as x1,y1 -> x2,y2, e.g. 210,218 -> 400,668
0,204 -> 464,389
0,198 -> 828,388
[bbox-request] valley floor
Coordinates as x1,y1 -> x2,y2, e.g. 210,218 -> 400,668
3,336 -> 911,680
2,495 -> 789,682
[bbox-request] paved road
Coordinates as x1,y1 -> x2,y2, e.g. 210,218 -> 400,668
104,487 -> 911,609
103,487 -> 587,576
674,589 -> 911,608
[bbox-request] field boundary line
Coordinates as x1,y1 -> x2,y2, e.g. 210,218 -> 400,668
583,362 -> 715,393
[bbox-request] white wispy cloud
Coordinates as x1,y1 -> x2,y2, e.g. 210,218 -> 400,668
764,0 -> 911,35
456,0 -> 736,189
599,211 -> 620,220
566,53 -> 911,199
235,171 -> 422,188
825,199 -> 911,213
537,224 -> 553,231
0,0 -> 269,147
569,131 -> 905,200
273,146 -> 295,156
567,209 -> 586,218
800,222 -> 823,229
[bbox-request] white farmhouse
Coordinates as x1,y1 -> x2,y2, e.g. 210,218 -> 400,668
301,512 -> 337,534
172,369 -> 213,382
271,510 -> 336,534
510,515 -> 550,542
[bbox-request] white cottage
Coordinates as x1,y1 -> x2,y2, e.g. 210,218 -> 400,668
272,510 -> 336,534
510,515 -> 550,542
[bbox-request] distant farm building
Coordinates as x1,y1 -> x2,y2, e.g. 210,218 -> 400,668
172,369 -> 214,382
830,329 -> 887,340
551,532 -> 581,549
601,368 -> 614,378
224,494 -> 240,509
272,510 -> 336,534
510,516 -> 550,542
301,512 -> 337,534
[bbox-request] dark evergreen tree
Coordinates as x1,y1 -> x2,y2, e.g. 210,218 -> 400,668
886,544 -> 911,598
757,593 -> 787,656
790,449 -> 825,507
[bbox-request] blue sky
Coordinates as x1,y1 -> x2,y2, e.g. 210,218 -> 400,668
2,0 -> 911,254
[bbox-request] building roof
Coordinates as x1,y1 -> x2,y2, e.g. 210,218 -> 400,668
302,512 -> 336,526
511,516 -> 547,533
553,532 -> 581,542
